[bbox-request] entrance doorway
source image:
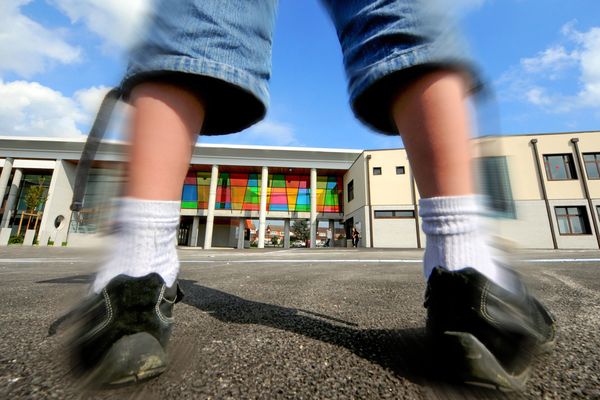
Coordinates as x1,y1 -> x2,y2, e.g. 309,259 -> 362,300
178,216 -> 193,246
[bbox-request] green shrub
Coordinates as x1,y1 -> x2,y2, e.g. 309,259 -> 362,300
8,235 -> 23,245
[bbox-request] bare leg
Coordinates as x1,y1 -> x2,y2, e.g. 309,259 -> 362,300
127,82 -> 205,199
392,70 -> 473,198
391,70 -> 506,287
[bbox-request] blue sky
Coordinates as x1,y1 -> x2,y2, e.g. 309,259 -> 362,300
1,0 -> 599,150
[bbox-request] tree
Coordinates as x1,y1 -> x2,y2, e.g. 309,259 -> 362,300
24,178 -> 47,213
291,220 -> 309,242
271,235 -> 280,245
17,178 -> 47,236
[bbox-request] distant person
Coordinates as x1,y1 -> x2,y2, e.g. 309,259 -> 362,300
70,0 -> 554,391
325,228 -> 332,247
351,227 -> 360,248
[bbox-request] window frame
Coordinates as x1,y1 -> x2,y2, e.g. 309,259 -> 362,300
583,152 -> 600,180
374,210 -> 415,219
347,180 -> 354,202
543,154 -> 578,181
372,167 -> 382,176
395,166 -> 405,175
555,206 -> 591,235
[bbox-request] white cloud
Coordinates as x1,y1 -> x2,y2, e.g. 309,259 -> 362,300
246,120 -> 301,146
73,86 -> 111,124
0,81 -> 123,138
440,0 -> 487,17
498,22 -> 600,112
573,27 -> 600,107
521,46 -> 578,75
50,0 -> 152,50
0,0 -> 81,77
525,87 -> 552,106
202,120 -> 302,147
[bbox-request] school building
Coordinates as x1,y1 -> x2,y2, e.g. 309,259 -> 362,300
1,130 -> 600,250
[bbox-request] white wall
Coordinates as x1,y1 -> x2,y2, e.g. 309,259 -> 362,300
40,160 -> 76,245
494,200 -> 555,249
372,218 -> 418,248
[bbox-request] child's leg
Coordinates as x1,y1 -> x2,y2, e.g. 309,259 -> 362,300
126,82 -> 205,201
92,82 -> 205,292
391,70 -> 508,289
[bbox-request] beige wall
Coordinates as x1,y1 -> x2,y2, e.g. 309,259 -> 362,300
475,131 -> 600,201
343,153 -> 368,216
364,149 -> 416,206
475,136 -> 544,200
475,131 -> 600,249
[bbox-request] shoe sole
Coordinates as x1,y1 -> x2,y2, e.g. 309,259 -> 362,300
443,331 -> 529,392
82,332 -> 167,387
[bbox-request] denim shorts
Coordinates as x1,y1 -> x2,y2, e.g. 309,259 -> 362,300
122,0 -> 476,135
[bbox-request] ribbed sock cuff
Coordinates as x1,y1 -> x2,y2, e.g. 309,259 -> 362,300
92,197 -> 181,293
419,195 -> 513,291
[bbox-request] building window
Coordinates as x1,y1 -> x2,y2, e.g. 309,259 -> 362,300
372,167 -> 382,175
555,206 -> 591,235
478,156 -> 516,218
347,180 -> 354,202
479,157 -> 516,218
543,154 -> 577,180
583,153 -> 600,180
396,166 -> 405,175
374,210 -> 415,218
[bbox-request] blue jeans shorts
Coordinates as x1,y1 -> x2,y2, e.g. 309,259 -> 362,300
122,0 -> 476,135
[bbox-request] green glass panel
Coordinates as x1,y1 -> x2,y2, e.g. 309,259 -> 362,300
270,174 -> 286,188
317,176 -> 327,189
181,201 -> 197,209
295,203 -> 310,212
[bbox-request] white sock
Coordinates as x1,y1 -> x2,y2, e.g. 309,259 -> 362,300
92,197 -> 181,293
419,195 -> 513,291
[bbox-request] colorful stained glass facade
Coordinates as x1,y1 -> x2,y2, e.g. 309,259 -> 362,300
181,171 -> 343,213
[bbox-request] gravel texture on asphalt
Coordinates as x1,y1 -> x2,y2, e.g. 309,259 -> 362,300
0,247 -> 599,399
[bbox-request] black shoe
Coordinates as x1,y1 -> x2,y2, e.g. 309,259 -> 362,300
424,267 -> 555,391
69,273 -> 183,387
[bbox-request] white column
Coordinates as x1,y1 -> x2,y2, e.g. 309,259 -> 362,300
37,160 -> 76,246
0,158 -> 14,209
189,216 -> 200,247
237,219 -> 245,249
203,164 -> 219,249
258,166 -> 268,248
1,168 -> 23,228
284,219 -> 290,249
310,168 -> 317,248
329,219 -> 335,248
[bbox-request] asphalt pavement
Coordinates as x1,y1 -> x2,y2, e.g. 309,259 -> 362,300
0,246 -> 599,399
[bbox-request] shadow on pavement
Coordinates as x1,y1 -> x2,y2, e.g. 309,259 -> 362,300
44,274 -> 506,397
179,279 -> 450,388
37,274 -> 93,285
